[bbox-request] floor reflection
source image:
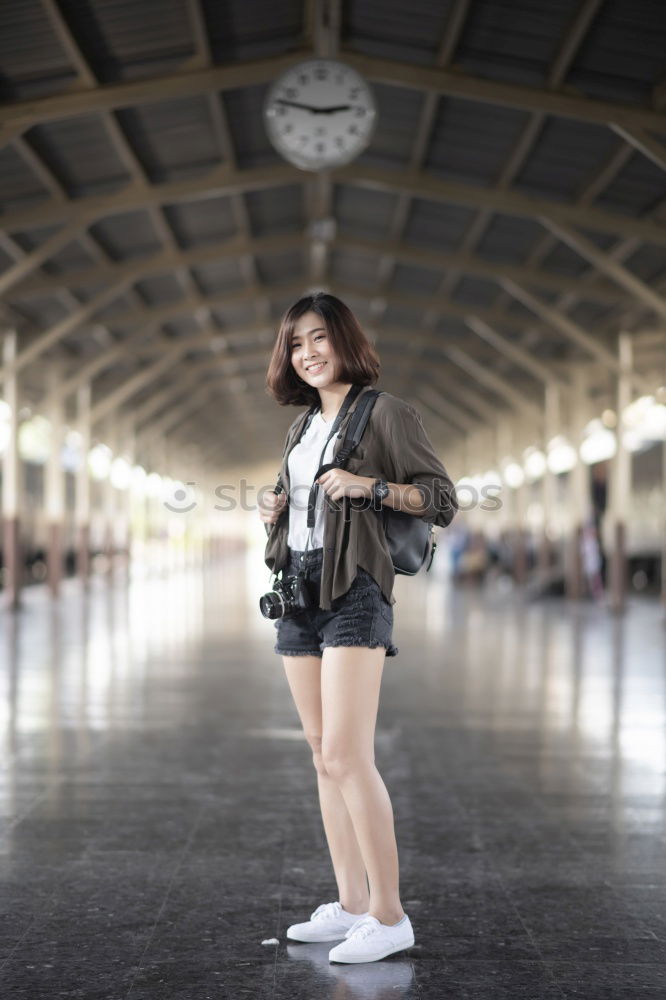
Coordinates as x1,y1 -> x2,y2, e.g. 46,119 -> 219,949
0,549 -> 665,998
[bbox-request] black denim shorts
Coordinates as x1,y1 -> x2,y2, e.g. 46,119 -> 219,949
273,546 -> 398,658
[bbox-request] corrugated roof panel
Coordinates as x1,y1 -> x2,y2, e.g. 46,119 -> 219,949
356,84 -> 425,170
15,294 -> 68,329
344,0 -> 455,66
404,199 -> 476,251
116,97 -> 222,183
255,248 -> 303,285
575,228 -> 619,251
245,185 -> 304,236
162,317 -> 200,338
162,196 -> 237,248
90,211 -> 163,259
134,274 -> 184,306
391,262 -> 442,295
623,244 -> 666,284
9,225 -> 63,253
595,153 -> 666,217
504,299 -> 537,318
66,281 -> 117,304
209,302 -> 257,329
0,0 -> 78,100
42,240 -> 97,276
270,294 -> 300,323
191,259 -> 246,296
25,116 -> 131,198
473,213 -> 543,264
514,120 -> 622,202
334,184 -> 398,240
94,290 -> 142,320
455,0 -> 583,87
382,301 -> 425,331
433,316 -> 472,340
329,248 -> 379,289
451,276 -> 499,307
567,0 -> 666,104
538,241 -> 588,277
567,301 -> 614,327
0,145 -> 50,211
224,85 -> 283,169
56,0 -> 194,83
425,97 -> 531,186
202,0 -> 303,62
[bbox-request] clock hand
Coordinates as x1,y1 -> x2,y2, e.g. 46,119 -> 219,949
275,100 -> 353,114
313,104 -> 352,114
275,99 -> 320,112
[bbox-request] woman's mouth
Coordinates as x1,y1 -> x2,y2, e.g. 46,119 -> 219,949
306,362 -> 326,374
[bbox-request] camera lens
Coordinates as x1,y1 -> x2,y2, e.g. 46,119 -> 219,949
259,591 -> 284,619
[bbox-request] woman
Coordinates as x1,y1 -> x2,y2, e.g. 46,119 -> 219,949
259,292 -> 457,964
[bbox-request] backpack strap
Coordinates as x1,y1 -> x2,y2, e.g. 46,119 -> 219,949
313,389 -> 383,481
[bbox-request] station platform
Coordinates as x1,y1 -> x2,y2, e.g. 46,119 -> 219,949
1,554 -> 665,998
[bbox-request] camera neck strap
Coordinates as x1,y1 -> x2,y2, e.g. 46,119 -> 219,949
298,383 -> 364,563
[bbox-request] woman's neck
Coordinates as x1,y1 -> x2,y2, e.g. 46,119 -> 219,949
318,382 -> 354,421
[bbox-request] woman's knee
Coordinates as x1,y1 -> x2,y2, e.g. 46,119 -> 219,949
320,740 -> 373,782
306,733 -> 330,777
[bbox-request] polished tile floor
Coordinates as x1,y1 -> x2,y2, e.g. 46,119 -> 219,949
1,545 -> 665,999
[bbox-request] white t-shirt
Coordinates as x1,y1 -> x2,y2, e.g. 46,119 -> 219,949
287,411 -> 338,550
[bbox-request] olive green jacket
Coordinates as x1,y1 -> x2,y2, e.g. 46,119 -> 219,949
263,385 -> 457,610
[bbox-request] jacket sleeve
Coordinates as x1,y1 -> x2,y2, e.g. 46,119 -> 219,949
381,401 -> 458,528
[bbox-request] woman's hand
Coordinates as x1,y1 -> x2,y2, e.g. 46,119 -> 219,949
258,489 -> 287,526
316,470 -> 374,502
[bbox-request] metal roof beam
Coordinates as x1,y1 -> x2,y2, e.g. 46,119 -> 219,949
90,338 -> 273,426
463,315 -> 569,386
12,231 -> 631,308
539,218 -> 666,319
2,48 -> 665,135
2,162 -> 663,257
610,123 -> 666,174
331,165 -> 666,246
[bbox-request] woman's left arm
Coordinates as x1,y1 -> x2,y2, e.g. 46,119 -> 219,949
316,399 -> 458,526
378,401 -> 459,527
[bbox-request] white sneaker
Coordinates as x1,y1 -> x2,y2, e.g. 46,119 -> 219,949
328,913 -> 415,963
286,901 -> 369,943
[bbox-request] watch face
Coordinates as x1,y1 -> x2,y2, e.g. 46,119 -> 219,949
263,58 -> 377,171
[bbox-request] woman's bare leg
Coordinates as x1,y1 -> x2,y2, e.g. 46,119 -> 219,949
320,645 -> 405,926
282,655 -> 370,914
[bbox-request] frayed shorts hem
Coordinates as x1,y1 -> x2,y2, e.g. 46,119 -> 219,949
274,640 -> 399,658
274,646 -> 322,657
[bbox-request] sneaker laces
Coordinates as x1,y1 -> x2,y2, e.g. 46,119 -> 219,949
344,915 -> 381,940
310,901 -> 343,922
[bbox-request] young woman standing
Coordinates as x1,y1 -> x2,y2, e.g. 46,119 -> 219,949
259,292 -> 456,964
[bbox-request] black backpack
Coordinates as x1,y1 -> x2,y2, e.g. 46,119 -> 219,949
285,390 -> 437,575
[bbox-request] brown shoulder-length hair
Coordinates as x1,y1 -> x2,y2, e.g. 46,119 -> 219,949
265,292 -> 381,407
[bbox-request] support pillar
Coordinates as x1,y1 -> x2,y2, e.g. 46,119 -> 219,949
539,381 -> 559,577
566,370 -> 589,600
608,333 -> 632,614
75,383 -> 91,584
45,368 -> 65,597
2,331 -> 22,610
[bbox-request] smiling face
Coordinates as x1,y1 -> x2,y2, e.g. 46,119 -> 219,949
290,310 -> 340,387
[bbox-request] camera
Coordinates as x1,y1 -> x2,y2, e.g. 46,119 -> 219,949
259,567 -> 317,619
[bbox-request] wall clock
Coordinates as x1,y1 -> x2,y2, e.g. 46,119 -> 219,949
263,58 -> 377,171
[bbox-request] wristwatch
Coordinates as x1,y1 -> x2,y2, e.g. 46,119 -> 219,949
371,477 -> 389,506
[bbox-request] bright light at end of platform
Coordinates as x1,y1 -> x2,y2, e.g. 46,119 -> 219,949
547,435 -> 577,474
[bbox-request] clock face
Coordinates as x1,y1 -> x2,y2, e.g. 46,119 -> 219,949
263,59 -> 377,171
